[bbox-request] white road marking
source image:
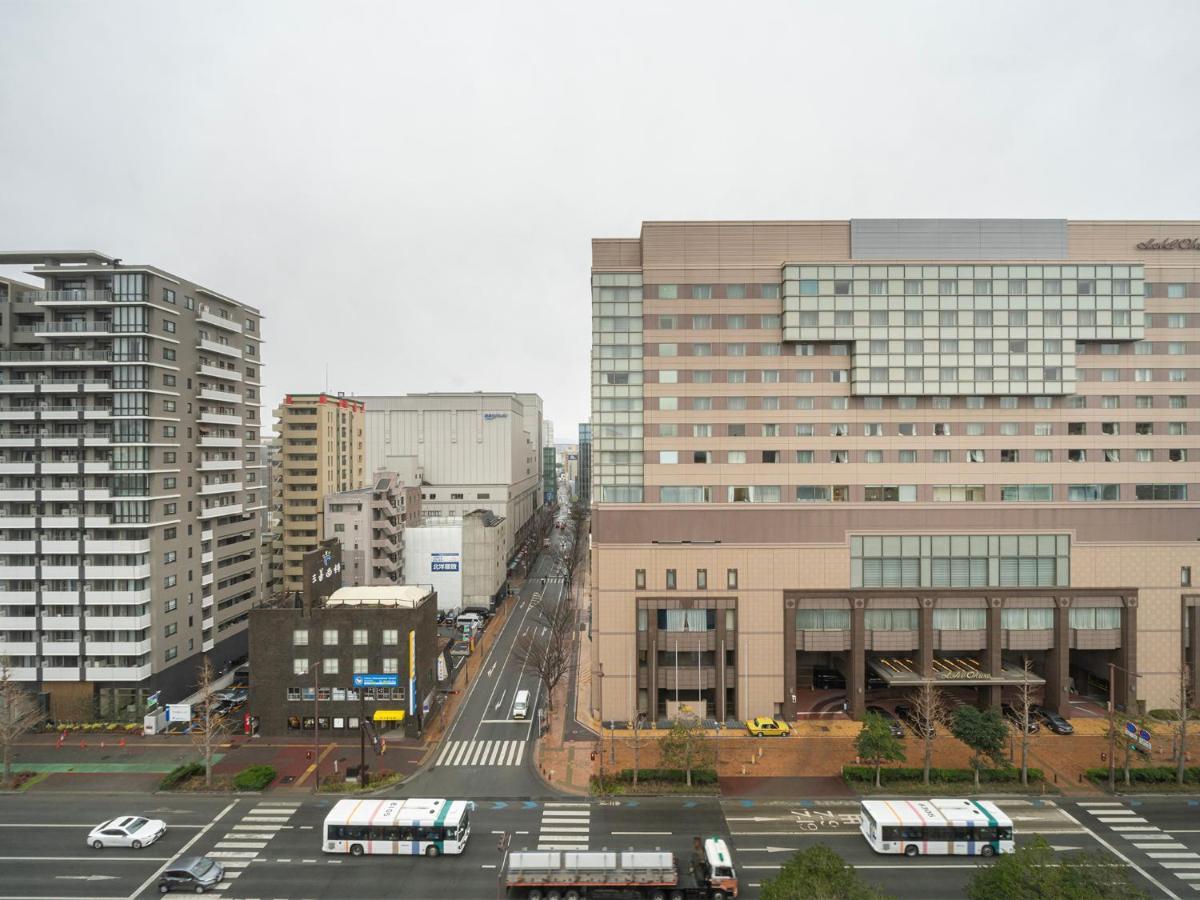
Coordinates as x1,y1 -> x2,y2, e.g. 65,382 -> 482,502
1137,844 -> 1190,850
514,742 -> 525,766
1052,806 -> 1179,900
130,799 -> 237,900
1098,817 -> 1149,824
207,851 -> 261,859
1149,853 -> 1200,859
613,831 -> 672,835
215,841 -> 269,849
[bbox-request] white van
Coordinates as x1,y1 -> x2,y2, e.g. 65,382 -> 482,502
512,689 -> 530,719
456,612 -> 483,631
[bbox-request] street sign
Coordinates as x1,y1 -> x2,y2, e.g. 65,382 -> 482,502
1139,728 -> 1152,750
1125,721 -> 1137,737
353,674 -> 399,688
166,703 -> 191,723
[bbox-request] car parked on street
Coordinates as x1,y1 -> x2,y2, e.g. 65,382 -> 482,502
87,815 -> 166,849
157,856 -> 224,894
745,716 -> 791,737
1031,704 -> 1075,734
865,705 -> 905,738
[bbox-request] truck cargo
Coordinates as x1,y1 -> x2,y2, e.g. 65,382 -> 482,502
504,836 -> 737,899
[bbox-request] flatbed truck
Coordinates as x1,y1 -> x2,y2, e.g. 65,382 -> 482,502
504,836 -> 737,899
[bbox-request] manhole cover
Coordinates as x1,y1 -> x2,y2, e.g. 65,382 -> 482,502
280,775 -> 296,784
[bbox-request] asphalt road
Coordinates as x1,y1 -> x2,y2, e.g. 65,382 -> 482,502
398,520 -> 572,800
5,792 -> 1200,900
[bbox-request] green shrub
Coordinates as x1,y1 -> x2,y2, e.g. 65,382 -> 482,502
1084,765 -> 1200,784
842,765 -> 1044,785
160,761 -> 204,790
1148,709 -> 1200,722
232,765 -> 277,792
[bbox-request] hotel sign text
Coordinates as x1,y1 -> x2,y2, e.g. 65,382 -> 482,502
1137,238 -> 1199,250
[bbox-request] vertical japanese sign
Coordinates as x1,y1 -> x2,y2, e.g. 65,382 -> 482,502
408,629 -> 416,717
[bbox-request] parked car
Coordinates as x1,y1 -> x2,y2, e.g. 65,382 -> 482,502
88,815 -> 166,849
865,706 -> 905,738
745,716 -> 791,737
1032,704 -> 1075,735
1001,704 -> 1040,733
812,668 -> 846,690
158,856 -> 224,894
894,703 -> 936,738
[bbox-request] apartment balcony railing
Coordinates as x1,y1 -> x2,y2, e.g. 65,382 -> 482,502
24,289 -> 114,304
0,349 -> 114,363
199,309 -> 242,333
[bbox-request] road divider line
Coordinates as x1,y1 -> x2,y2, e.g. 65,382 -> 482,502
130,798 -> 237,900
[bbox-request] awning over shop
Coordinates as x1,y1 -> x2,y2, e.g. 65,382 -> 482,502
871,656 -> 1046,687
372,709 -> 406,722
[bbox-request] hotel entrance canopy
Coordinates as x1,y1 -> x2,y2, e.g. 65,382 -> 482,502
871,656 -> 1046,687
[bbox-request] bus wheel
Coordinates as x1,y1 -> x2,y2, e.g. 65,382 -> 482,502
425,845 -> 440,858
904,845 -> 919,857
528,891 -> 542,900
649,892 -> 666,900
349,844 -> 364,857
712,892 -> 728,900
981,845 -> 995,857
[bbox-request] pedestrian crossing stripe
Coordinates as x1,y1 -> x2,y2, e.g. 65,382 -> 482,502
435,738 -> 526,767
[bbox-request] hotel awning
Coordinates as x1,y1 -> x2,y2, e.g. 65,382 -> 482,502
372,709 -> 406,722
871,656 -> 1046,687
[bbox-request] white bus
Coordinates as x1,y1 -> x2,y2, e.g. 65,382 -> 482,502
323,798 -> 472,857
860,798 -> 1013,858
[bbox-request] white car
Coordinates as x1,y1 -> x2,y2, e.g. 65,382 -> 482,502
88,816 -> 166,849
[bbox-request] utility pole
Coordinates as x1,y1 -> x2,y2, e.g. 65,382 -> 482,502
310,660 -> 323,794
359,690 -> 367,787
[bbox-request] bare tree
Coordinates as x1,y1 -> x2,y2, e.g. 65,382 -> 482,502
511,587 -> 579,713
560,500 -> 588,602
1176,663 -> 1193,786
910,679 -> 948,786
0,662 -> 42,787
1014,657 -> 1037,787
191,657 -> 229,788
659,706 -> 715,788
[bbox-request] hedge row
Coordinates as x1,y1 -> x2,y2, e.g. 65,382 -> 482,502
233,765 -> 277,791
1148,709 -> 1200,722
1084,766 -> 1200,784
843,765 -> 1044,784
606,768 -> 719,785
160,761 -> 204,790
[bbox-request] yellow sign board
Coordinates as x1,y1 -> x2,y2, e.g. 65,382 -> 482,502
373,709 -> 406,722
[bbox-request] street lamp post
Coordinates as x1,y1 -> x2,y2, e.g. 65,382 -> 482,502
1107,661 -> 1143,792
309,660 -> 324,794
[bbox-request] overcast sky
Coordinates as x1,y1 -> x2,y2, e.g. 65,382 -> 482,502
2,1 -> 1197,442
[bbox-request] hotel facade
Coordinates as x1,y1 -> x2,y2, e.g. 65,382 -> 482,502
589,220 -> 1200,723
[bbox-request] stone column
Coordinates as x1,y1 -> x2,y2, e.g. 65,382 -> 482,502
1118,595 -> 1139,713
918,600 -> 934,677
782,601 -> 797,722
1043,597 -> 1072,718
984,599 -> 1003,709
849,601 -> 866,719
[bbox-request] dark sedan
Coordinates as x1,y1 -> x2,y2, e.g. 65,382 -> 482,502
866,706 -> 905,738
1031,704 -> 1075,734
1002,704 -> 1040,733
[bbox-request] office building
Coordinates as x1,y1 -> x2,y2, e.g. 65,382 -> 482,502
273,393 -> 366,593
543,419 -> 555,448
542,446 -> 557,504
323,471 -> 421,587
0,251 -> 266,719
359,392 -> 543,556
578,422 -> 592,506
247,584 -> 437,737
404,509 -> 508,613
589,220 -> 1200,723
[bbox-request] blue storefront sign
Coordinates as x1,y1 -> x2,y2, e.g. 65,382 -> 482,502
353,674 -> 400,688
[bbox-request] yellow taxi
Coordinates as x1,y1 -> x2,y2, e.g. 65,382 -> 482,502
745,716 -> 791,737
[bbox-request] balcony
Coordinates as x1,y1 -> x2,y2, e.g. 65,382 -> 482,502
199,309 -> 242,333
85,613 -> 151,630
200,480 -> 242,495
85,564 -> 151,580
0,641 -> 37,655
199,364 -> 241,382
83,539 -> 151,554
198,436 -> 241,448
0,489 -> 35,503
26,289 -> 114,306
84,589 -> 152,606
87,639 -> 151,656
0,349 -> 114,365
84,663 -> 152,682
200,503 -> 243,519
0,539 -> 36,552
0,616 -> 37,630
42,640 -> 81,655
43,666 -> 82,681
0,565 -> 36,579
199,338 -> 241,359
202,617 -> 214,632
199,411 -> 242,426
35,321 -> 116,337
41,565 -> 80,580
202,639 -> 214,652
199,387 -> 243,404
41,614 -> 80,631
199,458 -> 240,471
42,591 -> 80,605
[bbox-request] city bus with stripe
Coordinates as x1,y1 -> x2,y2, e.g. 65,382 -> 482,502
859,798 -> 1013,857
323,798 -> 472,857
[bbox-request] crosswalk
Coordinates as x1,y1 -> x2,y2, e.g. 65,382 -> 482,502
537,801 -> 591,850
1077,801 -> 1200,892
434,738 -> 526,767
205,800 -> 300,893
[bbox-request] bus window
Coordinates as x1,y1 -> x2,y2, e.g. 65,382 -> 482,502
997,827 -> 1012,841
901,827 -> 923,841
882,827 -> 901,842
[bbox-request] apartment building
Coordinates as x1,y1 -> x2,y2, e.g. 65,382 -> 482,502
589,220 -> 1200,724
323,471 -> 421,587
273,393 -> 365,593
0,251 -> 265,719
359,392 -> 543,556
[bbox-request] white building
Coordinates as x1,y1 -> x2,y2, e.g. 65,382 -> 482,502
542,419 -> 554,448
358,392 -> 543,556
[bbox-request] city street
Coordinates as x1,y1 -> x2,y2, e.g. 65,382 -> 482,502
398,521 -> 572,800
3,793 -> 1199,899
